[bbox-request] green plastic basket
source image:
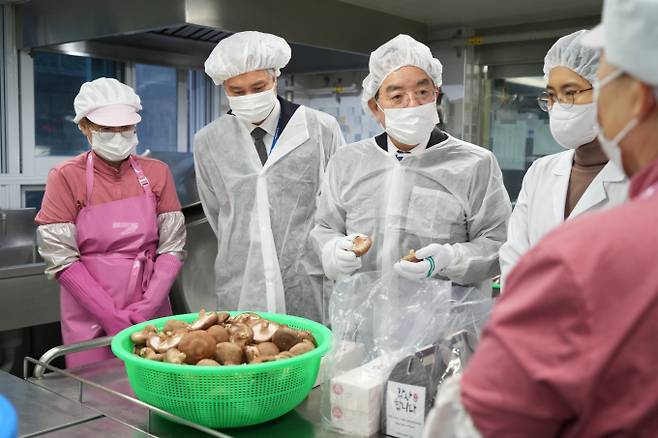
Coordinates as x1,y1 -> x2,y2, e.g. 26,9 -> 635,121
111,311 -> 332,428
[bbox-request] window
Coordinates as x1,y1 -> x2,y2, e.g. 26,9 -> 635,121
33,51 -> 124,157
482,77 -> 561,201
135,64 -> 178,154
187,69 -> 220,152
22,186 -> 45,209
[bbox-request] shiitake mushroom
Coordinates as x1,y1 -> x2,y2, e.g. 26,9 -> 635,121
228,323 -> 254,347
197,359 -> 221,366
139,347 -> 163,361
289,340 -> 315,356
275,351 -> 294,360
252,320 -> 280,343
146,333 -> 164,351
216,312 -> 230,324
298,330 -> 317,347
244,345 -> 261,364
207,325 -> 229,343
178,330 -> 217,364
163,348 -> 186,364
148,332 -> 184,353
256,342 -> 280,356
352,235 -> 372,257
130,325 -> 158,346
402,250 -> 421,263
230,312 -> 263,327
215,342 -> 244,365
163,319 -> 190,334
189,309 -> 219,331
272,327 -> 301,351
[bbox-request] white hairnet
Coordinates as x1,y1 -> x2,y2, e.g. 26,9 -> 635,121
73,77 -> 142,125
543,30 -> 600,83
204,31 -> 291,86
582,0 -> 658,87
361,34 -> 443,111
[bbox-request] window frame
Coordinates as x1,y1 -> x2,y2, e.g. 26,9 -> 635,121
1,27 -> 222,209
21,184 -> 46,209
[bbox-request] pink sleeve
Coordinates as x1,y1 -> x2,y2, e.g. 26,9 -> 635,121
35,168 -> 78,225
156,166 -> 181,214
461,244 -> 589,436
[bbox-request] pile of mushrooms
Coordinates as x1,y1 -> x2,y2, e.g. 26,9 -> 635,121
130,310 -> 317,366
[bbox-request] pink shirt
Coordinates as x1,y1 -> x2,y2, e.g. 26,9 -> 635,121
36,152 -> 181,225
462,157 -> 658,438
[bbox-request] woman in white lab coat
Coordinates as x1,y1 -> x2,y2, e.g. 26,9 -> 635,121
499,30 -> 628,286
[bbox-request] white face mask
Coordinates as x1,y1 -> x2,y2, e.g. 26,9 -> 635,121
594,69 -> 636,174
227,85 -> 278,124
91,130 -> 138,162
378,101 -> 439,146
549,102 -> 598,150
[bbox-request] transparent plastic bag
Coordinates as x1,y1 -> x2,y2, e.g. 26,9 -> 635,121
321,271 -> 492,436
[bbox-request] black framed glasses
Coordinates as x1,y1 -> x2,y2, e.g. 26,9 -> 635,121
537,87 -> 593,112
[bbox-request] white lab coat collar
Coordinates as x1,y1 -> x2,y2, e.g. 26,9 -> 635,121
552,149 -> 575,176
262,105 -> 309,172
550,149 -> 627,219
568,160 -> 627,217
551,150 -> 573,219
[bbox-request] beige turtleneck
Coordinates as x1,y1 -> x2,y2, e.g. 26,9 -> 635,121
565,141 -> 609,218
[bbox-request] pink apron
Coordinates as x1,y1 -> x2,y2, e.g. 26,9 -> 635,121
60,152 -> 172,367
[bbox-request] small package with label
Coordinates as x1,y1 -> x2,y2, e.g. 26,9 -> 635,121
329,355 -> 399,436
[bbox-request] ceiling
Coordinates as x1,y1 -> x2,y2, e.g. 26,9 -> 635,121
338,0 -> 603,28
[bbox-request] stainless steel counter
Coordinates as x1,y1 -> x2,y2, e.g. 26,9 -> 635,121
0,371 -> 102,436
0,263 -> 60,332
13,359 -> 379,437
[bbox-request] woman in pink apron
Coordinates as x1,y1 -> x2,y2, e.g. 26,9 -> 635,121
35,78 -> 186,367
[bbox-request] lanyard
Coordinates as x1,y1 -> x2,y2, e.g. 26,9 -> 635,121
270,116 -> 285,154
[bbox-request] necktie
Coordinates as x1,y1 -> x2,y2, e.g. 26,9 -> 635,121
395,150 -> 410,161
251,127 -> 268,165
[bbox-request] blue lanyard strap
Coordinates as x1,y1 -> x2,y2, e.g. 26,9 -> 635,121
270,116 -> 285,153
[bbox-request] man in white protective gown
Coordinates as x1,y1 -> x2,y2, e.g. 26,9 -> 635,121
311,34 -> 511,296
194,31 -> 345,322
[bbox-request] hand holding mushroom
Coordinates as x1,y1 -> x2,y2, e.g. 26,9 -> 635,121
393,243 -> 455,280
321,234 -> 371,281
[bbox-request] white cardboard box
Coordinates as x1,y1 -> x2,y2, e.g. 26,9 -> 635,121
313,341 -> 367,388
329,355 -> 398,436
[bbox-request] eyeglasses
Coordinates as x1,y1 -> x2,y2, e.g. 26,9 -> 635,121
537,87 -> 593,112
379,89 -> 437,108
91,128 -> 136,141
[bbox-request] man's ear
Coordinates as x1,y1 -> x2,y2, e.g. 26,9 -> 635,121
367,98 -> 380,116
635,81 -> 657,121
